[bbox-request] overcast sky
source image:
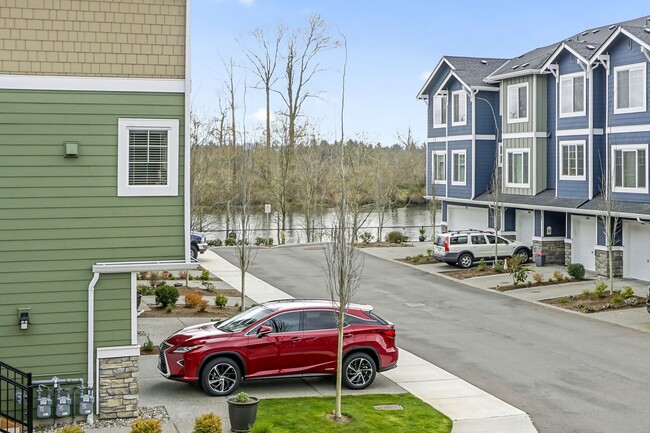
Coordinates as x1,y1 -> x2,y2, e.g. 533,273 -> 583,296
191,0 -> 648,145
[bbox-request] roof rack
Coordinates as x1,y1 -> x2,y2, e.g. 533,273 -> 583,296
449,229 -> 492,234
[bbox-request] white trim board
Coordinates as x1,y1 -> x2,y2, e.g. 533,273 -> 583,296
557,128 -> 603,137
608,124 -> 650,134
594,245 -> 624,252
428,134 -> 495,143
503,132 -> 547,139
0,74 -> 185,93
96,345 -> 140,359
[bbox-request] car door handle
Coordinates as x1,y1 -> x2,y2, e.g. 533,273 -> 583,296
289,337 -> 302,342
343,334 -> 352,339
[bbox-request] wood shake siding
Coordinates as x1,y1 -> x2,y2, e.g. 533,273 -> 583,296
0,0 -> 185,78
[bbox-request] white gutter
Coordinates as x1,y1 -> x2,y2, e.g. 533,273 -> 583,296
548,64 -> 559,198
533,75 -> 537,194
471,89 -> 477,199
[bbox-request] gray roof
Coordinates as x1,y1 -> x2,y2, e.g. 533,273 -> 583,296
472,189 -> 586,210
578,195 -> 650,217
488,15 -> 650,81
443,56 -> 509,88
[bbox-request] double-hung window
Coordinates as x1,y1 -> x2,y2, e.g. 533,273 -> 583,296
117,118 -> 179,197
433,94 -> 447,128
506,149 -> 529,187
432,150 -> 446,184
560,73 -> 586,117
451,90 -> 467,126
612,144 -> 648,193
451,150 -> 466,185
614,63 -> 646,114
507,83 -> 528,123
560,140 -> 586,180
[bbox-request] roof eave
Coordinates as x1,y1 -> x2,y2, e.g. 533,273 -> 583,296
416,57 -> 455,100
485,68 -> 544,83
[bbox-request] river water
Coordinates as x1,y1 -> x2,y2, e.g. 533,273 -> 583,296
202,205 -> 442,245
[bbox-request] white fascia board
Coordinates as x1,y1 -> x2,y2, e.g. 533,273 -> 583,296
557,128 -> 604,136
485,68 -> 543,83
434,71 -> 472,96
93,260 -> 198,273
541,43 -> 589,71
590,27 -> 624,62
473,86 -> 500,92
0,74 -> 185,93
417,57 -> 455,99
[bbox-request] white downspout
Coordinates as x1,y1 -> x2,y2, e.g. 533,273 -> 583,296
588,64 -> 594,199
87,272 -> 99,423
532,75 -> 537,194
471,89 -> 477,199
548,64 -> 559,198
184,0 -> 192,261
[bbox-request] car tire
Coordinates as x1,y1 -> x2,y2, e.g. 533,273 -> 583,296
342,352 -> 377,390
191,245 -> 199,260
457,253 -> 474,269
446,262 -> 456,266
201,357 -> 241,396
515,248 -> 530,264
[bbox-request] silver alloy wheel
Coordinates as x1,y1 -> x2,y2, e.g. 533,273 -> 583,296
207,362 -> 237,394
516,249 -> 530,263
345,357 -> 373,387
458,253 -> 473,269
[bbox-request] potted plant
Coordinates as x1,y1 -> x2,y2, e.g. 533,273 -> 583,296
535,252 -> 545,267
418,227 -> 426,242
227,392 -> 259,432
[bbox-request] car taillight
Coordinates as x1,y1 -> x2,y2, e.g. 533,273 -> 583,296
381,328 -> 396,338
445,236 -> 449,252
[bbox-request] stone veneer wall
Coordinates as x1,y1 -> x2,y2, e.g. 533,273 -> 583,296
532,239 -> 566,265
98,356 -> 139,419
595,249 -> 623,277
564,242 -> 572,266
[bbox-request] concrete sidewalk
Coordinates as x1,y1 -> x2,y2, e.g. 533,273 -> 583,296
199,249 -> 537,433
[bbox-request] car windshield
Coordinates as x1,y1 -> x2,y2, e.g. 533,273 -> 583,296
216,305 -> 273,332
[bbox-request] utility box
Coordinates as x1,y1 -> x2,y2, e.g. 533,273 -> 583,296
37,397 -> 52,418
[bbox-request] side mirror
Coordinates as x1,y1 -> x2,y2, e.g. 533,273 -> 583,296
257,325 -> 272,338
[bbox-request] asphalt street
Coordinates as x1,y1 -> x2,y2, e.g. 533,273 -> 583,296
217,245 -> 650,433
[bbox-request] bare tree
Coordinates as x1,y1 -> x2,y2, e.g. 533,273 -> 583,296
490,162 -> 504,266
296,135 -> 330,242
600,166 -> 621,294
373,149 -> 399,242
190,112 -> 218,230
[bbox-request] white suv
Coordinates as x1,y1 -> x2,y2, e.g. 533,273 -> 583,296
433,230 -> 531,269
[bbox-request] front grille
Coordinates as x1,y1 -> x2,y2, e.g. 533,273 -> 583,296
158,342 -> 172,374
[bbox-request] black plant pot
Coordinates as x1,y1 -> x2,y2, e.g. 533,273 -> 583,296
419,235 -> 426,242
227,397 -> 259,432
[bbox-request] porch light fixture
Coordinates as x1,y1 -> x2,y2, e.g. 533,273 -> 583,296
19,310 -> 29,330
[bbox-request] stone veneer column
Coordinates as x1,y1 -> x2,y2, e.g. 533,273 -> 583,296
98,356 -> 139,419
532,239 -> 566,265
564,241 -> 572,266
594,248 -> 623,277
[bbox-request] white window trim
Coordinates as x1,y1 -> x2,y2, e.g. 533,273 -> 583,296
432,150 -> 446,184
117,118 -> 180,197
505,148 -> 530,188
451,90 -> 467,126
433,94 -> 447,128
506,82 -> 529,124
613,62 -> 647,115
498,142 -> 503,168
559,140 -> 586,181
612,143 -> 649,193
559,72 -> 587,118
451,149 -> 467,186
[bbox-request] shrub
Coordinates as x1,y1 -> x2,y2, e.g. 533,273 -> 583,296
202,281 -> 215,291
148,271 -> 162,289
178,271 -> 188,280
559,298 -> 569,304
155,285 -> 179,307
215,294 -> 228,308
411,254 -> 423,263
611,293 -> 623,304
161,271 -> 172,280
56,425 -> 85,433
625,297 -> 639,306
137,272 -> 148,280
185,292 -> 205,309
426,248 -> 433,257
494,260 -> 504,273
224,237 -> 237,246
584,306 -> 596,313
567,263 -> 585,280
255,237 -> 274,246
477,258 -> 487,272
138,331 -> 154,352
235,392 -> 250,403
385,231 -> 408,244
508,255 -> 530,285
193,413 -> 223,433
208,239 -> 222,247
594,281 -> 607,298
166,305 -> 174,313
137,284 -> 154,296
360,231 -> 373,244
552,270 -> 564,282
131,419 -> 162,433
532,273 -> 544,284
200,269 -> 210,281
582,289 -> 591,296
603,303 -> 614,310
197,299 -> 209,312
622,286 -> 635,299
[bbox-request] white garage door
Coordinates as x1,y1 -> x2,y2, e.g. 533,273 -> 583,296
623,220 -> 650,281
516,209 -> 534,248
571,215 -> 596,271
447,205 -> 488,232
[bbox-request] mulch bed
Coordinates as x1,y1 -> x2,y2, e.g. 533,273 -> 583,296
358,241 -> 411,248
139,305 -> 239,318
396,257 -> 438,265
495,278 -> 589,292
542,293 -> 646,313
177,285 -> 241,297
440,267 -> 508,280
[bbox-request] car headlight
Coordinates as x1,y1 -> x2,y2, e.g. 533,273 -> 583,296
173,345 -> 201,353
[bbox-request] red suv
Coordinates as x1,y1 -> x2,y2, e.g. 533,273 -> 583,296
158,299 -> 398,396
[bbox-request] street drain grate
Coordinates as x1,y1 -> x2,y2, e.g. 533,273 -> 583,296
405,302 -> 426,308
374,405 -> 403,411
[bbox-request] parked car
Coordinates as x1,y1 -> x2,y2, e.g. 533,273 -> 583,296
158,299 -> 398,396
646,287 -> 650,314
433,230 -> 532,269
190,231 -> 208,260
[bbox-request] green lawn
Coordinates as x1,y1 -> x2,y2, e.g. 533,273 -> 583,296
252,393 -> 452,433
